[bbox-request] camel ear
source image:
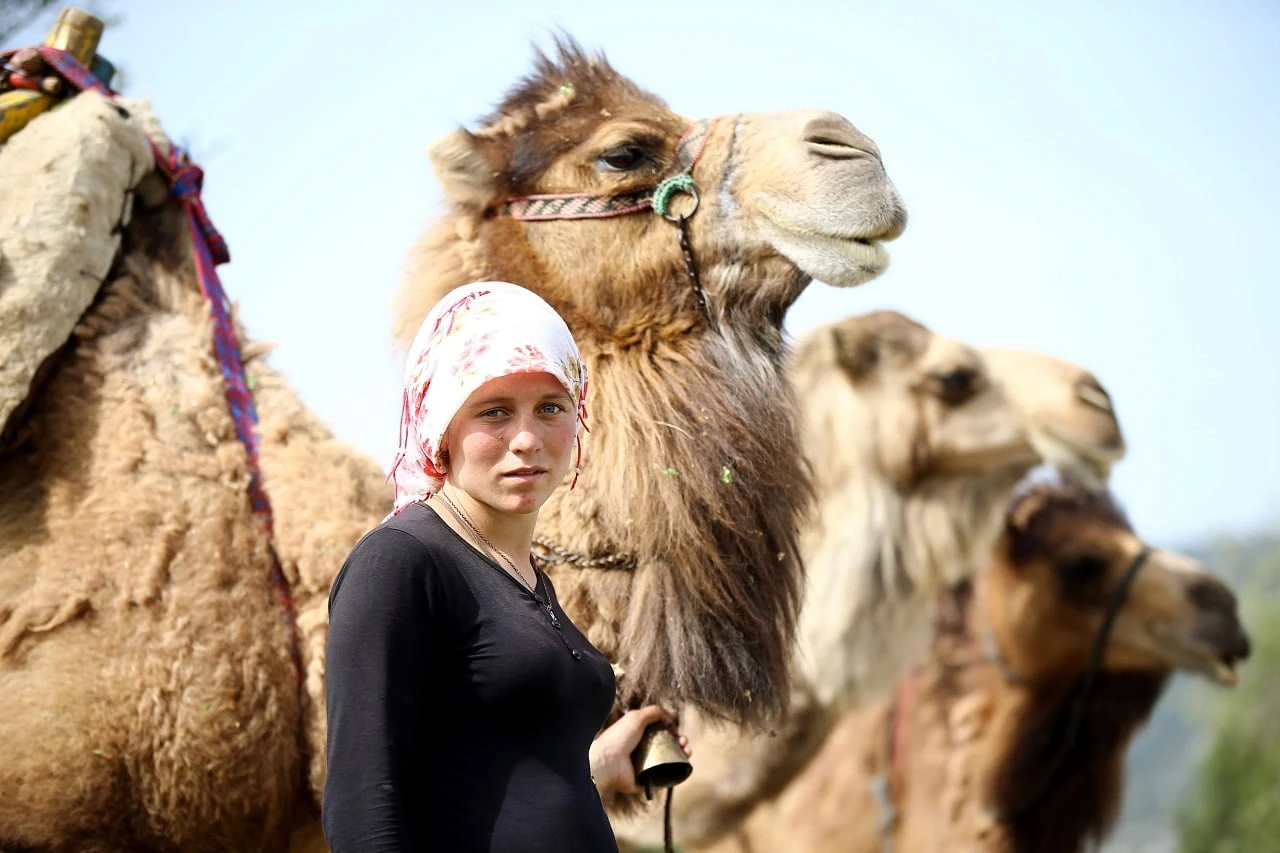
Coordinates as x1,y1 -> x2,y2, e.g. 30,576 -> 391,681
830,325 -> 879,381
428,129 -> 502,209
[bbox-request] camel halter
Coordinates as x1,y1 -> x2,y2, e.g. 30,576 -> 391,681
501,118 -> 717,331
871,546 -> 1152,847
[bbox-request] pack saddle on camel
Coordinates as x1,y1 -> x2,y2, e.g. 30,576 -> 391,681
0,20 -> 906,852
612,311 -> 1128,849
701,472 -> 1252,853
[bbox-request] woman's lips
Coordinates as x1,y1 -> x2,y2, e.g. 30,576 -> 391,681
503,467 -> 546,479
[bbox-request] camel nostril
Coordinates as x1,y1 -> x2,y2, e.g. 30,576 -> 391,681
803,114 -> 880,161
1188,578 -> 1238,615
1075,378 -> 1113,414
1232,631 -> 1252,662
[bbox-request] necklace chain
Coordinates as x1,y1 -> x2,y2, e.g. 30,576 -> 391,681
439,489 -> 539,595
434,490 -> 569,646
437,489 -> 532,589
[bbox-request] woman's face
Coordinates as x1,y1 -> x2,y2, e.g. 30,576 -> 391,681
442,371 -> 578,516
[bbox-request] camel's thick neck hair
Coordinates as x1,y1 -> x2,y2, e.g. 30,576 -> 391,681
990,670 -> 1167,852
393,42 -> 811,724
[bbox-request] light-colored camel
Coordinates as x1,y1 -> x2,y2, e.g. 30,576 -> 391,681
612,311 -> 1126,849
0,36 -> 905,850
0,92 -> 388,851
702,473 -> 1251,853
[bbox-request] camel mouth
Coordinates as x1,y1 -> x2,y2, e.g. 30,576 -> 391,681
1150,624 -> 1245,687
1209,654 -> 1241,687
753,200 -> 894,247
751,201 -> 891,287
1031,425 -> 1124,490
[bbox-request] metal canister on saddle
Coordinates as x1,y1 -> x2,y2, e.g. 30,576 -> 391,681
0,7 -> 107,145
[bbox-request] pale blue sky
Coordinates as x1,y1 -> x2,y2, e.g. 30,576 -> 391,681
17,0 -> 1278,548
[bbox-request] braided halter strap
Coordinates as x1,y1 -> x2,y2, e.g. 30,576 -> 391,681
28,46 -> 319,819
501,118 -> 712,221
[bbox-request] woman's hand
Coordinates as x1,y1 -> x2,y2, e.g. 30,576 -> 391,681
588,705 -> 693,795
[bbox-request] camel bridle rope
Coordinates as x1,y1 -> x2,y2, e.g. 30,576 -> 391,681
13,44 -> 320,819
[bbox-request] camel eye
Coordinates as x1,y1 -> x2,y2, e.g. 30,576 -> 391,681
598,145 -> 650,172
930,366 -> 981,405
1056,553 -> 1108,598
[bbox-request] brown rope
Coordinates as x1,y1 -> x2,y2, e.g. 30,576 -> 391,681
664,785 -> 676,853
673,213 -> 715,332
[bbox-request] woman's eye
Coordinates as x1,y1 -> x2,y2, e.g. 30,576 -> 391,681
540,403 -> 567,415
481,408 -> 506,419
598,146 -> 649,172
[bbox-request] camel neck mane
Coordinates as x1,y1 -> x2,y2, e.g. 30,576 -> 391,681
399,222 -> 812,725
556,323 -> 810,722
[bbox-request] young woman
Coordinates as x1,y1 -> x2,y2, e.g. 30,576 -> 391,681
322,281 -> 690,852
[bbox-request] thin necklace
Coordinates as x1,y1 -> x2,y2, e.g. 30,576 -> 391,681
437,491 -> 559,622
439,489 -> 534,590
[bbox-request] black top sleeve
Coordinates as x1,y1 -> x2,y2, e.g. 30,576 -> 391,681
322,527 -> 440,853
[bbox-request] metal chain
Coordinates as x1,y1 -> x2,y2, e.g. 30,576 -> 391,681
530,536 -> 637,571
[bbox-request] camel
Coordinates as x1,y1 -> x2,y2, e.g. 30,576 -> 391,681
702,473 -> 1252,853
0,36 -> 905,850
0,91 -> 389,850
393,39 -> 905,760
611,311 -> 1127,849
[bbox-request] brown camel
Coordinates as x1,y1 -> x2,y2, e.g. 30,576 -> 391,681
392,38 -> 905,766
704,473 -> 1251,853
611,311 -> 1126,849
0,36 -> 905,851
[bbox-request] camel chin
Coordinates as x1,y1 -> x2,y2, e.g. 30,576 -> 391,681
754,203 -> 892,287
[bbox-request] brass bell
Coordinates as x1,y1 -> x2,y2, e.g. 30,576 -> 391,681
630,722 -> 693,800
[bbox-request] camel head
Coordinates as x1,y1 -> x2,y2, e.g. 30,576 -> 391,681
985,472 -> 1252,687
978,348 -> 1125,489
792,310 -> 1129,709
395,36 -> 907,351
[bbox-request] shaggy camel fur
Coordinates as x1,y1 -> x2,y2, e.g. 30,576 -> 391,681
0,93 -> 388,851
612,311 -> 1126,849
0,38 -> 905,849
393,38 -> 905,739
706,474 -> 1251,853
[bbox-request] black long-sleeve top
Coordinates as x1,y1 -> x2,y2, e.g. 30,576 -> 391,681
322,502 -> 619,852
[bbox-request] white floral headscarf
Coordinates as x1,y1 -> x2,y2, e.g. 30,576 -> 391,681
386,281 -> 589,519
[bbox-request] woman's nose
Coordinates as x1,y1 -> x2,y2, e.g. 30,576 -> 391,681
508,417 -> 543,452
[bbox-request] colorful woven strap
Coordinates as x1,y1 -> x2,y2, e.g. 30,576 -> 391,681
30,46 -> 318,819
40,48 -> 269,530
503,118 -> 712,221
